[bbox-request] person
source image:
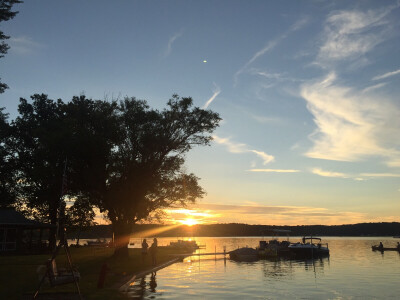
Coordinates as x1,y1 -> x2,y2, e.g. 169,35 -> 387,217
397,242 -> 400,251
150,238 -> 158,266
378,242 -> 383,250
142,239 -> 149,256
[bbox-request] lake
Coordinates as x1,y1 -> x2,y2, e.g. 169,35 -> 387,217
124,236 -> 400,299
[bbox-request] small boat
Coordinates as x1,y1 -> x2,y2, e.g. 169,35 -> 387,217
372,245 -> 400,252
167,240 -> 203,251
288,236 -> 329,257
229,247 -> 258,261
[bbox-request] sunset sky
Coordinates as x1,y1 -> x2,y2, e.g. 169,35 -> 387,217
1,1 -> 400,226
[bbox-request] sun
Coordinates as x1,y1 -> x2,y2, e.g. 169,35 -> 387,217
180,218 -> 198,226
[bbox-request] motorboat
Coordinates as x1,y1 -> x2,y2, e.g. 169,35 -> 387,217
167,240 -> 204,251
288,237 -> 329,257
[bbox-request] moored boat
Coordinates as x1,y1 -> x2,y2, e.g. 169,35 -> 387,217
288,237 -> 329,257
167,240 -> 204,251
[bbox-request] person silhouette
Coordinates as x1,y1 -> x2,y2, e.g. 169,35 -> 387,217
150,238 -> 158,266
142,239 -> 149,261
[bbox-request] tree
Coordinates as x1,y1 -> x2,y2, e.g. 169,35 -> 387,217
11,94 -> 118,248
98,95 -> 221,257
0,0 -> 22,93
0,107 -> 16,207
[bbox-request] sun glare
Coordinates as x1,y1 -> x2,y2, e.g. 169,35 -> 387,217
180,218 -> 198,226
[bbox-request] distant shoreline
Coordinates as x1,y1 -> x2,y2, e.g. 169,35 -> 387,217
68,222 -> 400,239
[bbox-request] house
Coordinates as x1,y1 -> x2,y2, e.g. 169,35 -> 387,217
0,207 -> 55,254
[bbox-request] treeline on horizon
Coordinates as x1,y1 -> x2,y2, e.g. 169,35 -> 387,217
69,222 -> 400,239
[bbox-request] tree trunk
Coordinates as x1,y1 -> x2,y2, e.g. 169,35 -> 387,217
112,220 -> 133,258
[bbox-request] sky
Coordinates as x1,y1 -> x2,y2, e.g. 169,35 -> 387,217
1,0 -> 400,226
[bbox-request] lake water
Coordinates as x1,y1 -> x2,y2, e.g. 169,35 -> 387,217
124,236 -> 400,299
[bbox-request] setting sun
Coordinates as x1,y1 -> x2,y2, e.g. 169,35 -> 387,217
180,218 -> 198,226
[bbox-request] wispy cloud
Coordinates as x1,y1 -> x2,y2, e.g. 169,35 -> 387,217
372,68 -> 400,81
248,169 -> 300,173
311,168 -> 348,178
203,83 -> 221,109
164,29 -> 183,57
362,82 -> 387,93
234,16 -> 309,85
360,173 -> 400,178
249,150 -> 274,165
317,5 -> 397,65
301,72 -> 400,167
213,135 -> 275,165
9,36 -> 43,55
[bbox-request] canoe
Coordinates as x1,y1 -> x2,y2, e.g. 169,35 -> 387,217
371,246 -> 400,251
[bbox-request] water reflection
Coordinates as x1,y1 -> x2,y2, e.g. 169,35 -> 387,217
125,237 -> 400,299
127,272 -> 158,299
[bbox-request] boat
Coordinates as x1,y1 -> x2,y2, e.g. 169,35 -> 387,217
288,237 -> 329,257
372,245 -> 400,252
229,247 -> 258,261
167,240 -> 204,251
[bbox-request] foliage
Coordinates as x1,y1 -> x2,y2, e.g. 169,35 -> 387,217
99,95 -> 220,256
11,95 -> 68,222
0,0 -> 22,93
0,107 -> 16,206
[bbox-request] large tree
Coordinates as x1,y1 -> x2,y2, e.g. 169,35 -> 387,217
101,95 -> 221,256
0,0 -> 22,93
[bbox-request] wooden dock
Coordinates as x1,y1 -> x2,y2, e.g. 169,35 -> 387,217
170,251 -> 231,258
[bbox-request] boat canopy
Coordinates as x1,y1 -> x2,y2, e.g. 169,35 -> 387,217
303,237 -> 322,241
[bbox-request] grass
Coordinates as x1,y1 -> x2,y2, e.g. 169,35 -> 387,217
0,246 -> 186,299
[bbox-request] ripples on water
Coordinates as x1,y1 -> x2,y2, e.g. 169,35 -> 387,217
125,237 -> 400,299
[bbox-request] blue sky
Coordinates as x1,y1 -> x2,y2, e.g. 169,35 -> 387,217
1,0 -> 400,225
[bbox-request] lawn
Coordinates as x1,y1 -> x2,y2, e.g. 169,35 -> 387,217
0,246 -> 185,299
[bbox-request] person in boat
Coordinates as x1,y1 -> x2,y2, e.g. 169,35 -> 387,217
397,242 -> 400,251
142,239 -> 149,257
150,238 -> 158,266
378,242 -> 383,250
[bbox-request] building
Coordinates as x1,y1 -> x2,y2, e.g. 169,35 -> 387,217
0,207 -> 55,254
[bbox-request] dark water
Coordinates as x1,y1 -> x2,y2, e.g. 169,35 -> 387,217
125,237 -> 400,299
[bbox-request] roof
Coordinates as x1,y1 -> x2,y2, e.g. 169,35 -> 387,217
0,207 -> 54,228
